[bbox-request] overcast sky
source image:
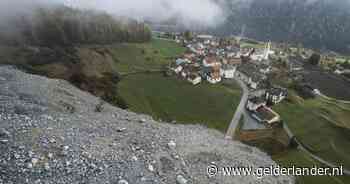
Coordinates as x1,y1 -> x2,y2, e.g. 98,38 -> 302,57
1,0 -> 349,28
0,0 -> 225,28
62,0 -> 224,27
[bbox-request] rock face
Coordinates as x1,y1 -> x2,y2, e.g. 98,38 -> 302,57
0,66 -> 294,184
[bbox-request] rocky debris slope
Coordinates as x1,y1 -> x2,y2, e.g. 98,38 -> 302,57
0,66 -> 294,184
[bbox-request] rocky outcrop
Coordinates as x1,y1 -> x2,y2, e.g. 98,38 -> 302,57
0,66 -> 294,184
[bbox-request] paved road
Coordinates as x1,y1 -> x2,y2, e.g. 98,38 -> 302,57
225,77 -> 249,139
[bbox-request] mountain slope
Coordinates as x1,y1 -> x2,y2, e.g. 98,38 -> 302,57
213,0 -> 350,53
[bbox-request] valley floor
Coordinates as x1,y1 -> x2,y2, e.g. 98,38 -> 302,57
1,38 -> 350,184
118,73 -> 242,132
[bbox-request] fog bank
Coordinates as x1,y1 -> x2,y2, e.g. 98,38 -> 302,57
62,0 -> 225,28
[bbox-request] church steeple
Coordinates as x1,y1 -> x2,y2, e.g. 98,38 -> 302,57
263,41 -> 271,60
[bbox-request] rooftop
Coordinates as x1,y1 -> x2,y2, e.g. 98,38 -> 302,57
204,56 -> 220,65
238,63 -> 266,82
267,87 -> 288,96
254,106 -> 278,121
248,96 -> 266,104
197,35 -> 214,39
222,64 -> 236,71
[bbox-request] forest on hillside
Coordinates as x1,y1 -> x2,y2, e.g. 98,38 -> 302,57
211,0 -> 350,54
0,5 -> 152,46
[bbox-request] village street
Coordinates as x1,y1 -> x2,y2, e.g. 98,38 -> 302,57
225,77 -> 249,139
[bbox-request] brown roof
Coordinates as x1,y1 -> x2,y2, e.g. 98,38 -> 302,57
205,56 -> 220,65
228,58 -> 242,65
255,106 -> 276,121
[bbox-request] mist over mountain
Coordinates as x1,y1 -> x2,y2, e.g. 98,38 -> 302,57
0,1 -> 152,46
212,0 -> 350,53
0,0 -> 226,44
54,0 -> 225,28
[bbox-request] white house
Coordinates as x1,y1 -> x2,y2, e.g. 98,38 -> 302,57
188,74 -> 202,85
265,87 -> 288,104
181,70 -> 188,78
172,65 -> 183,74
221,65 -> 236,79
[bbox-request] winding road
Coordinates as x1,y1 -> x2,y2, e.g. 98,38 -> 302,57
225,77 -> 249,139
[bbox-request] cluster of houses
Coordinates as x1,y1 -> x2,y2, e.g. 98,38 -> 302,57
168,33 -> 299,126
169,34 -> 275,88
246,87 -> 288,125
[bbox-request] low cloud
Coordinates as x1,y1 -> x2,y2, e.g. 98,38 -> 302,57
0,0 -> 225,29
63,0 -> 225,28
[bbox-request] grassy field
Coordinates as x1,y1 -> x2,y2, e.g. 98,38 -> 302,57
273,92 -> 350,170
240,41 -> 265,49
108,39 -> 186,74
274,149 -> 350,184
112,39 -> 243,132
118,73 -> 242,132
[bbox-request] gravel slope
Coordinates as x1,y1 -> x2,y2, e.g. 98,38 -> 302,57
0,66 -> 294,184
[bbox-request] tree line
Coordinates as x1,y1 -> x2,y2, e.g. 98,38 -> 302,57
1,5 -> 151,46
